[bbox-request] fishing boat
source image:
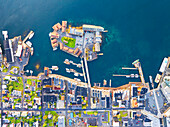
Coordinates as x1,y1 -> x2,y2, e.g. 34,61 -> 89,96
29,32 -> 34,39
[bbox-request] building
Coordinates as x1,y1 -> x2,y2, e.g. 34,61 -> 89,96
94,43 -> 100,52
0,47 -> 3,62
58,116 -> 65,127
44,67 -> 49,76
3,39 -> 14,63
15,45 -> 23,57
43,95 -> 57,102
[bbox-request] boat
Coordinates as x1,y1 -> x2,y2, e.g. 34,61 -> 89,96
77,64 -> 82,68
66,68 -> 70,73
74,73 -> 79,77
26,41 -> 32,48
52,66 -> 59,71
103,79 -> 107,85
53,47 -> 57,51
49,32 -> 51,37
64,59 -> 70,65
70,69 -> 74,72
29,32 -> 34,39
31,48 -> 34,55
77,79 -> 81,82
135,74 -> 139,78
70,60 -> 73,64
79,73 -> 84,77
130,74 -> 135,78
74,78 -> 81,82
126,75 -> 130,78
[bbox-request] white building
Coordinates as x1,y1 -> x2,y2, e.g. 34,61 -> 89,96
58,116 -> 65,127
15,45 -> 22,57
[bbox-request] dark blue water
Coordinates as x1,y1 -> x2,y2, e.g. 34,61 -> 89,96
1,0 -> 170,87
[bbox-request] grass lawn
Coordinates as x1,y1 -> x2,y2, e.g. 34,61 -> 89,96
61,36 -> 76,48
1,64 -> 8,72
87,111 -> 98,115
9,77 -> 24,91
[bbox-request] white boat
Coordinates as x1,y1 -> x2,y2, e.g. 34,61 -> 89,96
77,79 -> 81,82
135,74 -> 139,78
70,60 -> 73,64
130,74 -> 135,78
29,32 -> 34,39
31,47 -> 34,55
66,68 -> 70,73
52,66 -> 59,71
74,73 -> 79,77
49,32 -> 51,37
26,41 -> 32,48
77,64 -> 82,68
79,73 -> 83,77
53,47 -> 57,51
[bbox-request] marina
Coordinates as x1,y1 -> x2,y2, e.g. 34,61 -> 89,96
64,59 -> 82,68
65,68 -> 83,77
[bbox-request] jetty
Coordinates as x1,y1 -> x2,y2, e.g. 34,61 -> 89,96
23,31 -> 34,43
22,31 -> 34,56
122,67 -> 137,70
81,58 -> 87,82
132,59 -> 145,84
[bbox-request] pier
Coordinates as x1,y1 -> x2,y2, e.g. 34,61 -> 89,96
81,58 -> 87,82
122,67 -> 137,70
22,31 -> 34,43
113,74 -> 130,77
113,74 -> 139,78
83,56 -> 91,108
132,60 -> 145,85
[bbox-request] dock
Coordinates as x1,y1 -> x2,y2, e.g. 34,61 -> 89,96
132,60 -> 145,84
22,31 -> 34,55
22,31 -> 34,43
113,74 -> 130,77
122,67 -> 137,70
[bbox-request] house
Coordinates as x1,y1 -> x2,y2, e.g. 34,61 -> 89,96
15,103 -> 21,109
34,97 -> 41,105
42,78 -> 51,86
